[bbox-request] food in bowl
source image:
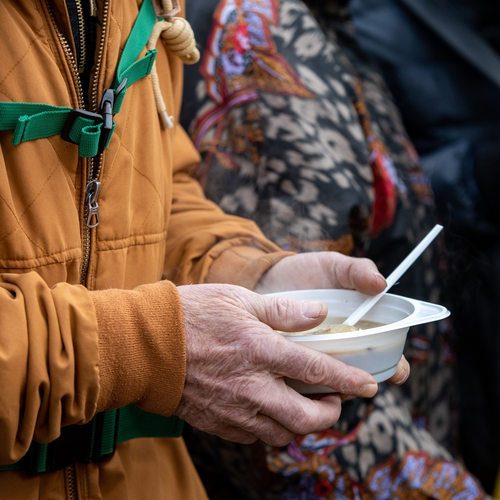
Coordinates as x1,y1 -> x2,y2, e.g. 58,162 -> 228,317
282,319 -> 384,336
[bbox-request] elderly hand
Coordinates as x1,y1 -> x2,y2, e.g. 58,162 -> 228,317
175,283 -> 379,447
254,251 -> 410,387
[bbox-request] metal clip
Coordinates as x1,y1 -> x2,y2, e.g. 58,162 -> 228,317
89,0 -> 97,17
85,180 -> 101,228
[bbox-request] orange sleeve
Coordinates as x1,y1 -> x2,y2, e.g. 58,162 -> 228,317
92,280 -> 186,416
163,127 -> 293,287
0,273 -> 99,464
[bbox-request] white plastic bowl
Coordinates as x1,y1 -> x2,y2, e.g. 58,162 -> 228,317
265,289 -> 450,393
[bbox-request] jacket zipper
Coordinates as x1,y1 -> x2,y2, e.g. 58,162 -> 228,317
80,0 -> 110,286
67,465 -> 78,500
45,0 -> 85,107
45,0 -> 109,287
44,1 -> 108,498
75,0 -> 87,74
44,5 -> 85,497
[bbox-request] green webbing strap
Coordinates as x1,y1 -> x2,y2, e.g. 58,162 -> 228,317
0,102 -> 115,158
113,50 -> 157,114
117,405 -> 184,443
0,103 -> 68,132
0,442 -> 48,474
89,409 -> 119,459
0,406 -> 183,473
0,0 -> 158,157
117,0 -> 156,79
113,0 -> 158,110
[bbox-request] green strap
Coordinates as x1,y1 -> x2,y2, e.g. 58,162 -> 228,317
112,0 -> 158,113
0,406 -> 183,473
116,0 -> 157,84
0,443 -> 48,474
117,405 -> 184,443
11,108 -> 69,144
0,103 -> 115,158
0,103 -> 68,130
0,0 -> 158,157
113,50 -> 157,114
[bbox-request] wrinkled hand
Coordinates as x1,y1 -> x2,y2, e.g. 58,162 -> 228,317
175,283 -> 379,447
255,252 -> 410,387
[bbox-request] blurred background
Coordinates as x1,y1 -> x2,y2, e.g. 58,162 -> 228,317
181,0 -> 500,497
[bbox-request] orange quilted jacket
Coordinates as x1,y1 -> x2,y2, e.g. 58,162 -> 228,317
0,0 -> 287,498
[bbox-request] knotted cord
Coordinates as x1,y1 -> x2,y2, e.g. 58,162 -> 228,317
147,0 -> 200,128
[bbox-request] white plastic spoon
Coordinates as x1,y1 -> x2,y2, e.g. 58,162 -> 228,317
343,224 -> 444,327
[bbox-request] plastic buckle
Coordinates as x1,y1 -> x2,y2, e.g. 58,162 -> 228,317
24,411 -> 119,474
97,78 -> 128,154
61,109 -> 103,145
26,420 -> 95,474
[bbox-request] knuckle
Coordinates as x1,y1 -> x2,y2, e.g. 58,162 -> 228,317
245,337 -> 276,370
273,297 -> 293,322
339,370 -> 361,394
289,407 -> 316,433
236,379 -> 261,407
302,353 -> 329,384
358,257 -> 374,267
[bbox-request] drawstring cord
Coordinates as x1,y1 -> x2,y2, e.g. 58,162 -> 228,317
147,0 -> 200,128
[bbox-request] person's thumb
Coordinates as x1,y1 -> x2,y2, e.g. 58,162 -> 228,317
249,294 -> 328,332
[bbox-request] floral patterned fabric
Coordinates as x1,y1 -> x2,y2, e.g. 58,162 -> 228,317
181,0 -> 489,498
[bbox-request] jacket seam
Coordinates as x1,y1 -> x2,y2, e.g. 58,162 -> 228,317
97,231 -> 168,250
120,140 -> 166,211
0,25 -> 45,90
0,256 -> 81,271
0,199 -> 48,254
110,11 -> 123,34
0,247 -> 81,264
0,87 -> 15,102
0,166 -> 60,249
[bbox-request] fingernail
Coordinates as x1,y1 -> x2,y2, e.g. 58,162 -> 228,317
301,301 -> 326,319
360,383 -> 378,398
372,272 -> 386,284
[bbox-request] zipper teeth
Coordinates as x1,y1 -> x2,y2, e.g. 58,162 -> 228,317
68,464 -> 77,500
45,0 -> 85,109
75,0 -> 87,74
45,0 -> 88,288
91,0 -> 110,184
91,0 -> 110,114
80,0 -> 110,286
79,199 -> 92,285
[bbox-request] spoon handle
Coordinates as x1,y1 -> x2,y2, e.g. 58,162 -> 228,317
343,224 -> 443,326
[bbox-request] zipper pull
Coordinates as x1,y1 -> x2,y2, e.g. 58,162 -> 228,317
89,0 -> 97,17
85,179 -> 101,228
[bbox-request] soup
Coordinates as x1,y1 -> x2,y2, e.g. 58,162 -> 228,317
282,318 -> 384,337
